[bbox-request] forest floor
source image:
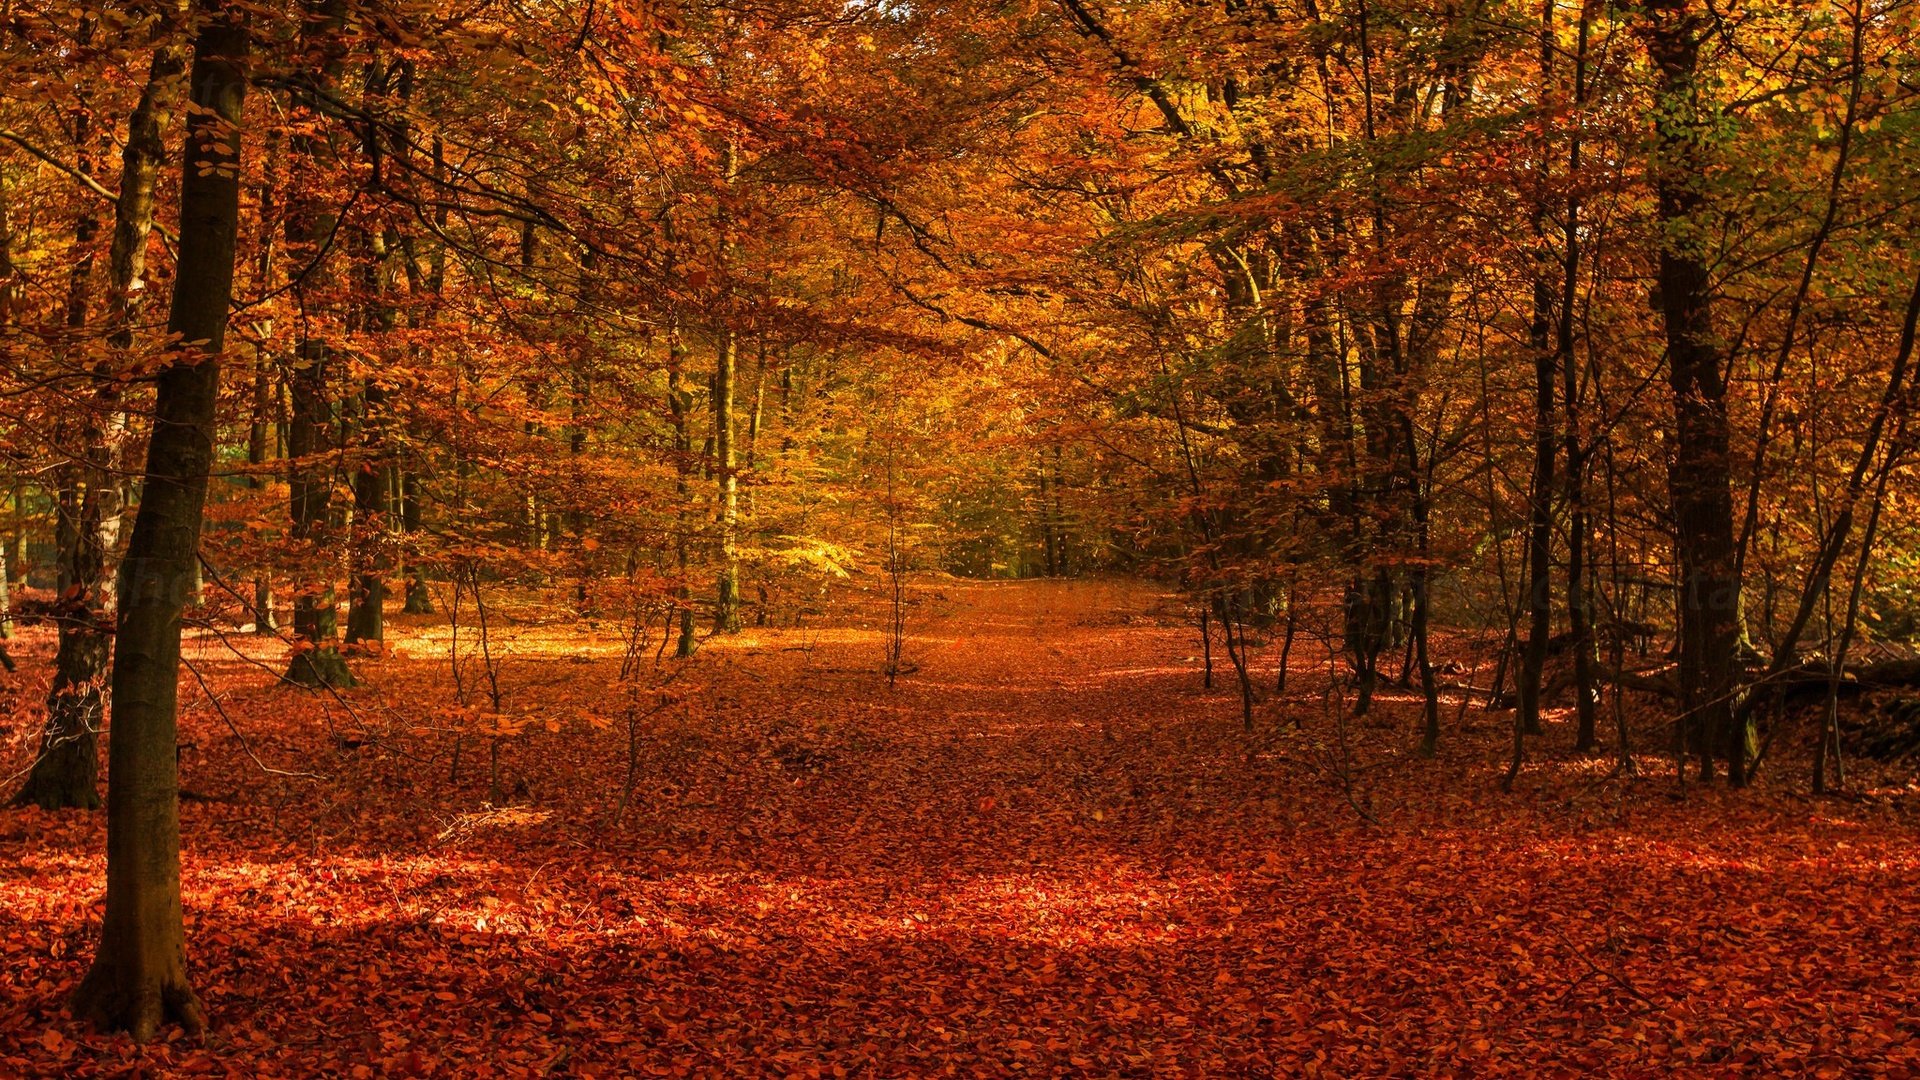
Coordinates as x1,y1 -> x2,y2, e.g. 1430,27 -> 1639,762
1,576 -> 1918,1077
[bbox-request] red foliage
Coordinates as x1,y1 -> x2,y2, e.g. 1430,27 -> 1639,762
2,580 -> 1917,1075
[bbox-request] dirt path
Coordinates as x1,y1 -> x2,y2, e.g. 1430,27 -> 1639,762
2,578 -> 1918,1075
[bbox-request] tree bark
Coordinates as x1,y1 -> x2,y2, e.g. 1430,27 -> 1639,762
400,470 -> 432,613
1644,0 -> 1744,782
1518,262 -> 1556,743
282,0 -> 353,687
71,0 -> 246,1038
1561,0 -> 1597,753
668,331 -> 698,656
247,350 -> 277,632
343,380 -> 387,647
247,131 -> 281,634
714,326 -> 742,633
18,19 -> 191,811
24,99 -> 103,809
345,221 -> 400,647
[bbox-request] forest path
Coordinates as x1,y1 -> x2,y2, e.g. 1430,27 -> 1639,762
1,578 -> 1917,1075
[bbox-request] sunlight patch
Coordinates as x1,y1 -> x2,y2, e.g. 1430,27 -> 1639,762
435,806 -> 558,847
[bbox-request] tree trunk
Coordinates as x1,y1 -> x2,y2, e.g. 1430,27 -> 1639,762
345,222 -> 399,647
400,470 -> 432,613
18,23 -> 190,811
23,125 -> 103,809
282,0 -> 352,688
668,332 -> 698,656
247,351 -> 277,632
1407,437 -> 1439,756
713,327 -> 742,633
1038,450 -> 1058,577
247,130 -> 280,634
1644,0 -> 1744,783
286,350 -> 352,686
1561,0 -> 1598,754
71,1 -> 246,1038
1518,279 -> 1555,742
6,484 -> 27,598
0,180 -> 13,649
344,381 -> 387,647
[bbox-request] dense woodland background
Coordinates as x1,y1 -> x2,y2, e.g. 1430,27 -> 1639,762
0,0 -> 1918,1067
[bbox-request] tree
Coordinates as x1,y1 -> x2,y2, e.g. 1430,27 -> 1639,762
1642,0 -> 1744,783
282,0 -> 355,688
72,0 -> 247,1039
14,9 -> 191,811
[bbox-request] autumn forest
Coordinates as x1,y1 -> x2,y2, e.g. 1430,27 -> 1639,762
0,0 -> 1917,1072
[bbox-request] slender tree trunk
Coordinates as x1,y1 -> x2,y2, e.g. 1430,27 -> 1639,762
567,254 -> 594,612
1038,450 -> 1059,577
400,470 -> 432,613
283,0 -> 352,687
72,2 -> 246,1038
667,332 -> 698,656
745,343 -> 769,623
346,221 -> 399,647
1518,269 -> 1556,742
7,483 -> 26,598
247,352 -> 277,631
24,110 -> 104,808
713,327 -> 742,633
286,350 -> 352,685
1515,0 -> 1564,748
1275,573 -> 1297,695
397,123 -> 441,618
1408,418 -> 1440,756
344,381 -> 387,646
1562,3 -> 1597,753
0,179 -> 13,649
248,131 -> 280,634
19,22 -> 190,811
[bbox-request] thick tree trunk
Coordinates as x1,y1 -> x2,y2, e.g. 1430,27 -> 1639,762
71,1 -> 246,1039
1644,0 -> 1744,783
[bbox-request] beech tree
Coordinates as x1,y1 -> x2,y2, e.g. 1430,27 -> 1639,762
70,0 -> 247,1038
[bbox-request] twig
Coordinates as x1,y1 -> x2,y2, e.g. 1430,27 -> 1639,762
182,655 -> 328,782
